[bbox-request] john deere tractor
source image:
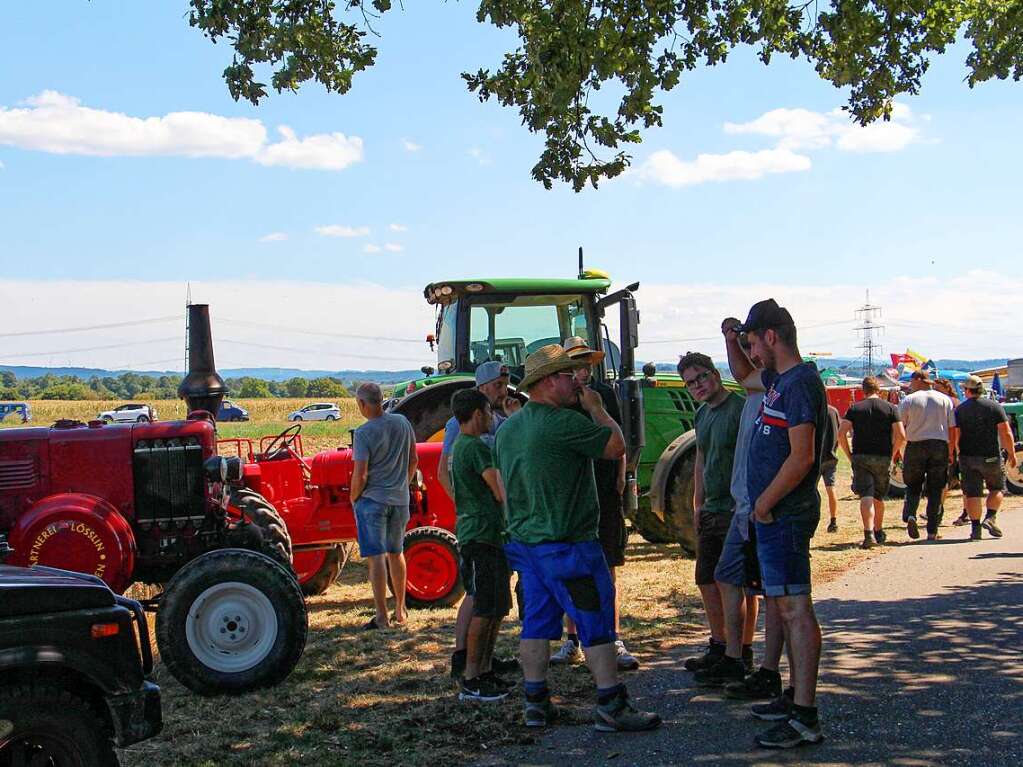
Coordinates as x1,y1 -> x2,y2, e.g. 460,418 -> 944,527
388,266 -> 705,551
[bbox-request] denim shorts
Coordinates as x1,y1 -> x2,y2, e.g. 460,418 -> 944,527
713,513 -> 761,594
353,497 -> 410,557
754,511 -> 819,597
820,460 -> 838,488
504,540 -> 616,648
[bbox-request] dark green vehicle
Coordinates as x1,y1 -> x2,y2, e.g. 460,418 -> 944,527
998,402 -> 1023,495
388,269 -> 716,551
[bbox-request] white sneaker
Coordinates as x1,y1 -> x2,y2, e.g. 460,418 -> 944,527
550,638 -> 583,665
615,640 -> 639,671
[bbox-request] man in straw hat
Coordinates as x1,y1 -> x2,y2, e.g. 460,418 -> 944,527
496,343 -> 661,732
548,337 -> 639,672
951,374 -> 1017,539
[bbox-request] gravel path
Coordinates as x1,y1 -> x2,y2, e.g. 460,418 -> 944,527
482,513 -> 1023,766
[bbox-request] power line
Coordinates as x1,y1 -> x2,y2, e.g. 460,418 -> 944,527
0,316 -> 178,338
218,338 -> 430,364
220,318 -> 424,344
0,337 -> 182,359
641,318 -> 854,346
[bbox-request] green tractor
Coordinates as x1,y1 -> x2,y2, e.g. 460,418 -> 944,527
388,267 -> 707,552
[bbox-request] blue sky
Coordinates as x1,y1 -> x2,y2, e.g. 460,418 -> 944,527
1,4 -> 1021,370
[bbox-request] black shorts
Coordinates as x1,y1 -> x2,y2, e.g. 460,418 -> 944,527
695,512 -> 731,586
959,455 -> 1006,497
459,542 -> 512,618
598,489 -> 627,568
851,454 -> 892,498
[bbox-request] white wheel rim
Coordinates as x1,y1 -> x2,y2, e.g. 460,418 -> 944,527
184,582 -> 278,673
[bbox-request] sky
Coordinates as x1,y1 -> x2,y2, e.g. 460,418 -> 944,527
1,4 -> 1021,373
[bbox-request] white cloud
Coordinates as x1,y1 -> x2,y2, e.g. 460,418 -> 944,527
315,225 -> 370,238
0,90 -> 363,170
363,244 -> 382,253
0,159 -> 5,169
724,104 -> 920,154
383,243 -> 404,253
389,223 -> 408,232
401,139 -> 422,152
259,232 -> 288,242
467,147 -> 492,166
255,126 -> 362,170
636,148 -> 811,188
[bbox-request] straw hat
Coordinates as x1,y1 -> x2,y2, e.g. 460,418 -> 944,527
562,336 -> 606,364
520,344 -> 591,390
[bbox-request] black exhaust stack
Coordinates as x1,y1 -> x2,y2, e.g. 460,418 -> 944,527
177,304 -> 227,416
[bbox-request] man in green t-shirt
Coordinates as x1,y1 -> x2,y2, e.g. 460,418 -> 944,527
497,344 -> 661,734
678,351 -> 747,687
449,388 -> 514,703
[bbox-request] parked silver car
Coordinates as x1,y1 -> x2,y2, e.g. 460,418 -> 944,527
97,403 -> 158,423
286,402 -> 341,421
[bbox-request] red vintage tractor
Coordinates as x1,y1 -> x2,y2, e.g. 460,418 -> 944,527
0,305 -> 463,697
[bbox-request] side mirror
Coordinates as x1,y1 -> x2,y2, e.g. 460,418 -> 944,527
421,365 -> 435,377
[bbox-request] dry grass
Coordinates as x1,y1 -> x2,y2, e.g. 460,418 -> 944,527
114,461 -> 933,767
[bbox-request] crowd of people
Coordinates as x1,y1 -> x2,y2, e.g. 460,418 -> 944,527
344,297 -> 1016,750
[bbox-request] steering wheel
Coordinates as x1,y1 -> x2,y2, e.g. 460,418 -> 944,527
262,423 -> 302,459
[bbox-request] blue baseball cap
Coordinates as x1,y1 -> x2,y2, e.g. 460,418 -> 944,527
475,361 -> 510,386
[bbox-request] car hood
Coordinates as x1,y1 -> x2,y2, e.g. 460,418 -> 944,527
0,565 -> 115,618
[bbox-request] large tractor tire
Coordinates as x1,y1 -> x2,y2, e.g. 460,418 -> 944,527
227,488 -> 294,571
403,526 -> 464,609
156,548 -> 308,696
664,448 -> 699,556
628,508 -> 674,544
298,543 -> 352,597
887,460 -> 907,499
390,380 -> 475,441
0,684 -> 118,767
1005,442 -> 1023,495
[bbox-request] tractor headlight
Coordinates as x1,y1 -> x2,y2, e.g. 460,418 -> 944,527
204,456 -> 228,483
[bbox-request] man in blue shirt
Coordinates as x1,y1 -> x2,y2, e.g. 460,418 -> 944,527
729,299 -> 827,749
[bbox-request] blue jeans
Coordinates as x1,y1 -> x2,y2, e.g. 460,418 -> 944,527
354,497 -> 409,557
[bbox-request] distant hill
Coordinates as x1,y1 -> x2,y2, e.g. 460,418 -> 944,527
654,357 -> 1010,375
0,365 -> 422,384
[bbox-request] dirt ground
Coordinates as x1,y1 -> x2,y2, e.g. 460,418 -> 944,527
116,460 -> 916,767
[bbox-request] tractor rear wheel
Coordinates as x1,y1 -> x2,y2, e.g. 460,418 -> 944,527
299,544 -> 352,597
1005,442 -> 1023,495
0,684 -> 117,767
628,508 -> 674,544
403,526 -> 463,608
664,448 -> 699,556
390,380 -> 475,441
156,548 -> 307,696
227,488 -> 294,571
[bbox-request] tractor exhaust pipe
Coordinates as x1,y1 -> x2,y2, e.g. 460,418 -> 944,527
177,304 -> 228,416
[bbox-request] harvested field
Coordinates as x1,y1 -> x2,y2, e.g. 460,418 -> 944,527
112,460 -> 930,767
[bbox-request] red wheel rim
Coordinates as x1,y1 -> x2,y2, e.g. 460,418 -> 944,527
405,541 -> 458,602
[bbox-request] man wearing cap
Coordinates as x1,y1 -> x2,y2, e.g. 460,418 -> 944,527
951,375 -> 1017,540
727,299 -> 827,749
439,361 -> 517,680
496,344 -> 661,733
550,337 -> 639,671
899,370 -> 956,541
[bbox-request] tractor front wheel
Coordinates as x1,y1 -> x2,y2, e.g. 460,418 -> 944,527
298,544 -> 352,597
403,526 -> 463,609
628,508 -> 674,544
1005,442 -> 1023,495
227,488 -> 294,571
664,448 -> 698,556
156,548 -> 308,696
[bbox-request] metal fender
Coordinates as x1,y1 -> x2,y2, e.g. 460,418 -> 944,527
647,430 -> 697,522
7,493 -> 136,593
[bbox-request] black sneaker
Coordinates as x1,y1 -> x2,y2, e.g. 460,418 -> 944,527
754,717 -> 823,748
826,519 -> 837,533
982,515 -> 1003,538
970,526 -> 983,541
873,528 -> 887,544
459,675 -> 509,702
694,655 -> 746,687
907,517 -> 920,539
492,656 -> 520,675
684,640 -> 725,672
952,510 -> 970,527
524,694 -> 558,727
860,531 -> 875,549
741,651 -> 754,676
482,670 -> 516,691
450,650 -> 466,680
593,689 -> 662,732
725,667 -> 782,701
751,688 -> 794,721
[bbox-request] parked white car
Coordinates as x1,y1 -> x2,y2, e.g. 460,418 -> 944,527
287,402 -> 341,422
98,403 -> 158,423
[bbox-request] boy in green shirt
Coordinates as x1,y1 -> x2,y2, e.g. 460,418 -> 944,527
450,388 -> 513,702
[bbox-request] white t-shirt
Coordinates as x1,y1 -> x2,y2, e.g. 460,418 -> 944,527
898,389 -> 955,443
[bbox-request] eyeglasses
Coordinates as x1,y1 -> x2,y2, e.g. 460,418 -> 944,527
683,370 -> 713,387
